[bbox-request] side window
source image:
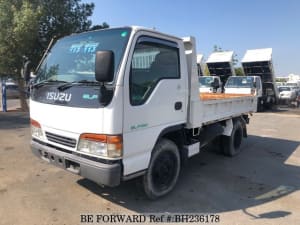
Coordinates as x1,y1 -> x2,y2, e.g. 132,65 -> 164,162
130,39 -> 180,105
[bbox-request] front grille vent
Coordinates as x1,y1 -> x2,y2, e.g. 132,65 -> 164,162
45,132 -> 76,148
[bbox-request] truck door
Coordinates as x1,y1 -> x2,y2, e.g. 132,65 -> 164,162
122,35 -> 187,175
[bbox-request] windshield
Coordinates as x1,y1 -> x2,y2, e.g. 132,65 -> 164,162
279,87 -> 291,92
225,76 -> 254,88
35,28 -> 131,84
199,77 -> 214,87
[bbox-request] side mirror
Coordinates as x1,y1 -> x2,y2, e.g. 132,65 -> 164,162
95,51 -> 114,82
211,78 -> 220,89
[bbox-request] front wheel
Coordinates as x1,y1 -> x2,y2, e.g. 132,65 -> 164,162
143,139 -> 180,200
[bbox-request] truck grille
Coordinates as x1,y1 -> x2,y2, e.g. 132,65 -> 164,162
45,132 -> 77,148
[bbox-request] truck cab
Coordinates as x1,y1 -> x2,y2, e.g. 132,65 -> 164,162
225,76 -> 263,111
199,76 -> 222,93
286,81 -> 300,91
225,76 -> 262,96
29,26 -> 256,199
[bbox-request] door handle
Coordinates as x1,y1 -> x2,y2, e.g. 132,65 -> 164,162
174,101 -> 182,110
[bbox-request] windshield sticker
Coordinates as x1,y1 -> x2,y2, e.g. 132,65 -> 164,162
82,94 -> 98,100
69,43 -> 83,53
121,31 -> 128,37
69,42 -> 99,54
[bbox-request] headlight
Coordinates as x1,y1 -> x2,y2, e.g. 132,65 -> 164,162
31,119 -> 44,140
77,133 -> 122,158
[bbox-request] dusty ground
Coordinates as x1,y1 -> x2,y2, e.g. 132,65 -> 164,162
0,108 -> 299,225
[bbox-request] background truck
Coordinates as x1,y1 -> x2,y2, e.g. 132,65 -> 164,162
278,86 -> 298,105
199,76 -> 222,93
286,80 -> 300,90
224,76 -> 263,111
27,27 -> 257,199
206,51 -> 236,90
241,48 -> 279,110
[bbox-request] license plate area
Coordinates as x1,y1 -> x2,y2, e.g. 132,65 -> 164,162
65,159 -> 80,174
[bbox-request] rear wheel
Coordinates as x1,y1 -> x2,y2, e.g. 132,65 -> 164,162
222,119 -> 244,157
257,97 -> 264,112
143,139 -> 180,200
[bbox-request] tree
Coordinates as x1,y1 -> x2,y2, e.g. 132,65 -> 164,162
0,1 -> 40,76
204,64 -> 210,76
38,0 -> 95,51
0,0 -> 41,110
0,0 -> 107,111
213,45 -> 223,52
235,67 -> 244,76
90,22 -> 109,31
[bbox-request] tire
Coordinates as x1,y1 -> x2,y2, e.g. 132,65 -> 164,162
222,119 -> 244,157
143,138 -> 180,200
209,136 -> 223,154
257,97 -> 264,112
257,102 -> 263,112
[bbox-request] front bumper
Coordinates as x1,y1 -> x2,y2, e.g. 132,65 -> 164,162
31,140 -> 121,187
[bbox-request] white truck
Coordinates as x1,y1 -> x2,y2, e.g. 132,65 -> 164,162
278,86 -> 297,105
199,76 -> 222,93
206,51 -> 236,90
225,76 -> 263,111
27,27 -> 257,199
286,81 -> 300,91
242,48 -> 279,110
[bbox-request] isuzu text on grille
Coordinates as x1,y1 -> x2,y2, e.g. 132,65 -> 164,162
46,92 -> 72,102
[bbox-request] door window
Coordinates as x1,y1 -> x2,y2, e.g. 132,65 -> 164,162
130,38 -> 180,105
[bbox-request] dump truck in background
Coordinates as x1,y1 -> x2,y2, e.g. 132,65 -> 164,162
242,48 -> 279,110
197,54 -> 222,93
199,76 -> 222,93
224,76 -> 263,111
206,51 -> 236,91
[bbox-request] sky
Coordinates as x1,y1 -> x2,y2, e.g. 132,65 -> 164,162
83,0 -> 300,76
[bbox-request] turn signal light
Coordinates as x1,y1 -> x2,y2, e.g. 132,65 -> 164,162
78,133 -> 122,158
30,119 -> 41,128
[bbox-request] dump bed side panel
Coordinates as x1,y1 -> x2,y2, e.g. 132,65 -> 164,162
187,95 -> 257,128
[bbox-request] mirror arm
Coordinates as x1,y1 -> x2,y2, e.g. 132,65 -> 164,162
99,83 -> 114,106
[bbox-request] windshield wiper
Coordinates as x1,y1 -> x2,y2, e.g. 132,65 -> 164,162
32,79 -> 67,89
57,80 -> 99,91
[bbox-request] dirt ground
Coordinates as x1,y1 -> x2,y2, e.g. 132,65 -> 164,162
0,109 -> 299,225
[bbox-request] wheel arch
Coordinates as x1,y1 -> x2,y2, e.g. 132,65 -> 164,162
156,124 -> 188,165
